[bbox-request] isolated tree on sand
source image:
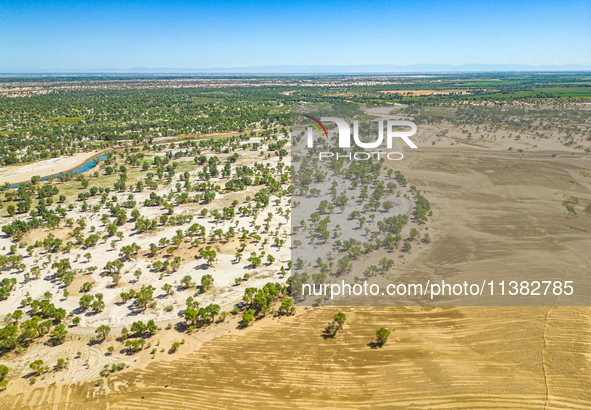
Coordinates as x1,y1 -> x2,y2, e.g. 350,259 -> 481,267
334,312 -> 346,328
325,312 -> 347,337
403,241 -> 412,252
375,328 -> 391,346
96,325 -> 111,342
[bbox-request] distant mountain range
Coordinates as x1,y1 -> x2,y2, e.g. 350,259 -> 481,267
4,63 -> 591,75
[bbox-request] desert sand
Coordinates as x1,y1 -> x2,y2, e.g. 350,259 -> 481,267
0,150 -> 104,186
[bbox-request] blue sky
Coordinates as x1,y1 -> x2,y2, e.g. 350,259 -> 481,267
0,0 -> 590,72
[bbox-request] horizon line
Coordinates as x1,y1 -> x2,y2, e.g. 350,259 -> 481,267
2,63 -> 591,76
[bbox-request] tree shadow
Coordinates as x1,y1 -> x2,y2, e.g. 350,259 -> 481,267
44,338 -> 63,347
21,371 -> 36,380
366,341 -> 384,349
87,337 -> 102,346
174,321 -> 187,333
237,321 -> 250,330
71,306 -> 85,316
321,331 -> 337,340
126,308 -> 144,317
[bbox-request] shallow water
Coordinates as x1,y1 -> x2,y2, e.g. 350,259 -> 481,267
9,154 -> 108,189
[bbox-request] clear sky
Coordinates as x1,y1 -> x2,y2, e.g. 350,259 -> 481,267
0,0 -> 590,72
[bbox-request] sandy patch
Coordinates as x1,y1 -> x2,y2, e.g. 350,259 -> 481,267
0,150 -> 104,186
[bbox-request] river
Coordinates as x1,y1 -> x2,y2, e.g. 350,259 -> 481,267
9,154 -> 108,189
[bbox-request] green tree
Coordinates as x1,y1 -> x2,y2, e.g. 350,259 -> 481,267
79,294 -> 94,310
54,358 -> 68,371
131,321 -> 146,336
96,325 -> 111,342
91,295 -> 105,313
147,319 -> 158,335
325,321 -> 339,336
0,365 -> 9,381
180,275 -> 193,288
0,364 -> 7,389
201,274 -> 214,292
162,283 -> 173,296
375,328 -> 391,346
50,324 -> 68,345
242,308 -> 255,326
29,360 -> 45,376
334,312 -> 346,327
80,282 -> 93,293
136,285 -> 155,310
279,298 -> 292,315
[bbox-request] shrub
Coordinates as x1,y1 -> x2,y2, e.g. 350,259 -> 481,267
375,328 -> 392,346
